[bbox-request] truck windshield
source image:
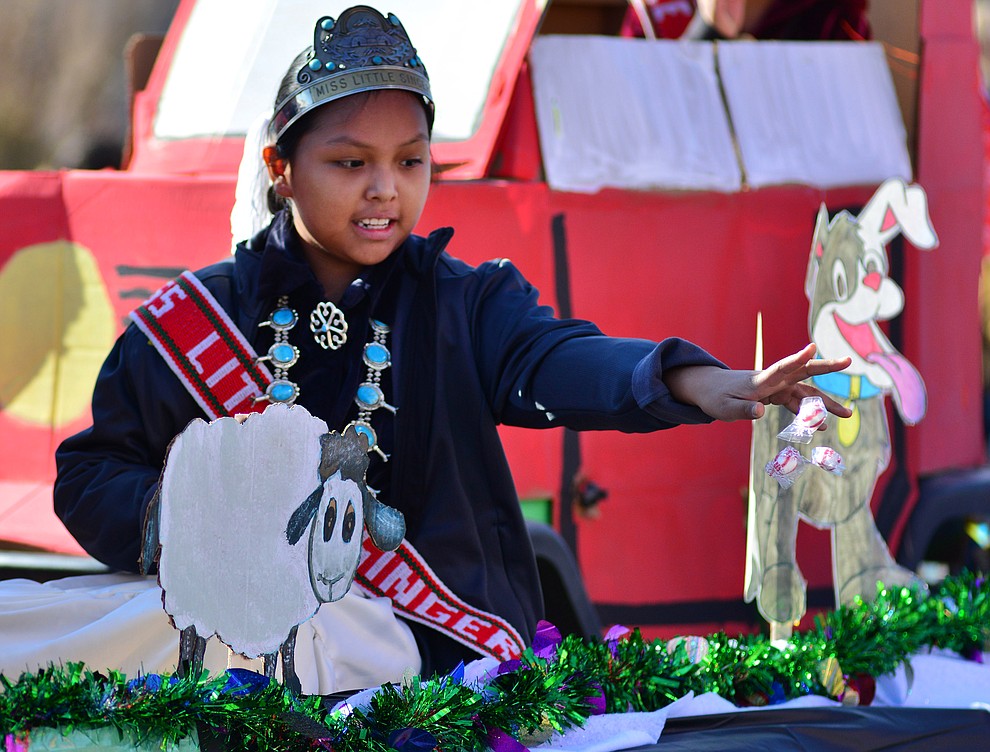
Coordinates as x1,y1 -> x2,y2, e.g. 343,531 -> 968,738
154,0 -> 520,143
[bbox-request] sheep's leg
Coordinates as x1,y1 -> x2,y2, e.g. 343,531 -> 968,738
177,625 -> 207,678
263,651 -> 277,680
280,625 -> 301,695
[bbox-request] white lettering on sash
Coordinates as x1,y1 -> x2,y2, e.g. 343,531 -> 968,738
186,332 -> 220,375
204,357 -> 239,387
418,592 -> 462,626
223,373 -> 259,412
379,561 -> 426,606
147,284 -> 187,318
361,546 -> 393,580
455,615 -> 497,645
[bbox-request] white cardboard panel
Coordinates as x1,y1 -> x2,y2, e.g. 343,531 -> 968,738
530,36 -> 742,193
719,41 -> 911,189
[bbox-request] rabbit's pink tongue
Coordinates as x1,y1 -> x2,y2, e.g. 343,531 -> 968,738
867,352 -> 926,424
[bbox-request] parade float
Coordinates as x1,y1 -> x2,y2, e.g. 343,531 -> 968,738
2,0 -> 989,748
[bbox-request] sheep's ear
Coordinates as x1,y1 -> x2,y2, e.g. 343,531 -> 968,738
365,495 -> 405,552
286,486 -> 322,545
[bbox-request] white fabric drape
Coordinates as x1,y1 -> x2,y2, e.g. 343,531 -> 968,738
0,573 -> 420,695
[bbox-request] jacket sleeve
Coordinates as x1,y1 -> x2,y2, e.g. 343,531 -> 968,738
54,324 -> 201,572
465,259 -> 727,431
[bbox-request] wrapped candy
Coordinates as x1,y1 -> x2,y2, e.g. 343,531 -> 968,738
766,445 -> 846,488
777,396 -> 827,444
765,446 -> 807,489
811,446 -> 845,476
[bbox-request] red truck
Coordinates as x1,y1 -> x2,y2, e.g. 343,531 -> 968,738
0,0 -> 985,642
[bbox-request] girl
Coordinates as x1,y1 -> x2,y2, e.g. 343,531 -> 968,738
49,6 -> 850,691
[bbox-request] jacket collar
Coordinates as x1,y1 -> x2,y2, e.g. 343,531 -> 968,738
234,213 -> 455,322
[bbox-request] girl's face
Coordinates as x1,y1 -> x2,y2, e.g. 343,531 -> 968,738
277,90 -> 431,295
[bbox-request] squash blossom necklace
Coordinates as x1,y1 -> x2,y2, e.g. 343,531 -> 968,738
256,297 -> 393,460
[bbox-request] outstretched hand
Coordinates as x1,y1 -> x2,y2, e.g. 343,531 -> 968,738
665,343 -> 852,423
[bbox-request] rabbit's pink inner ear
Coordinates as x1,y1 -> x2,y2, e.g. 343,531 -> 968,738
880,206 -> 898,233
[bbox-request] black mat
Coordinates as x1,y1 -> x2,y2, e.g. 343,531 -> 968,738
642,706 -> 990,751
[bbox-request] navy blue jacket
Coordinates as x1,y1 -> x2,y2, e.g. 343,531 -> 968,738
54,213 -> 724,674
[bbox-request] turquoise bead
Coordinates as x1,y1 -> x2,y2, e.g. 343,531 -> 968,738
356,384 -> 381,408
272,343 -> 296,365
364,342 -> 390,369
271,308 -> 296,328
269,381 -> 297,403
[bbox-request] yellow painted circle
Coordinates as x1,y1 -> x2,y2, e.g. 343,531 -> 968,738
0,241 -> 115,426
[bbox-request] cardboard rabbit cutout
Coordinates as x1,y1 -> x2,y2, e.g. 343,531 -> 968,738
146,404 -> 405,693
746,179 -> 938,626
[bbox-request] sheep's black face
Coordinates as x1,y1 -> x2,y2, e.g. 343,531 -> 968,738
308,469 -> 364,602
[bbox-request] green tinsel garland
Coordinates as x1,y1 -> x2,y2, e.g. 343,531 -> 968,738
0,664 -> 327,750
2,571 -> 988,751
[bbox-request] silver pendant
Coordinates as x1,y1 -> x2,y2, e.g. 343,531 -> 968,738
310,301 -> 348,350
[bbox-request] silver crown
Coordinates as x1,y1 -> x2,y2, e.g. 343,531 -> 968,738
271,6 -> 433,142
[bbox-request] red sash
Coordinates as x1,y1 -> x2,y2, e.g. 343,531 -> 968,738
131,272 -> 271,419
356,538 -> 525,661
133,273 -> 525,661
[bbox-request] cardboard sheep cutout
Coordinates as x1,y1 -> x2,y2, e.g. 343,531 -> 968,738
144,403 -> 404,693
746,178 -> 938,629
